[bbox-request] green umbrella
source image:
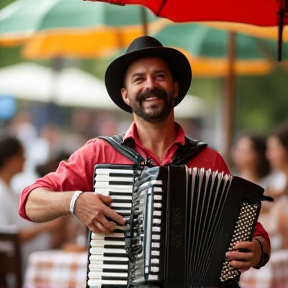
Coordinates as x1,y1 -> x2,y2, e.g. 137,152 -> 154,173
152,22 -> 288,159
0,0 -> 165,58
153,22 -> 288,76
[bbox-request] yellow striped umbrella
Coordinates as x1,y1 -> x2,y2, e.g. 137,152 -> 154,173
202,21 -> 288,42
0,0 -> 166,58
178,48 -> 274,77
21,21 -> 166,59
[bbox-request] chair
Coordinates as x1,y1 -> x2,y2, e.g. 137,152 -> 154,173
0,227 -> 22,288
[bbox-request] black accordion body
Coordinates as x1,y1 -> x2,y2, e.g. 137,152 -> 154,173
86,164 -> 265,288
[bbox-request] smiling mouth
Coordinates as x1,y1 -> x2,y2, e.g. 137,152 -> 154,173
142,96 -> 164,102
145,96 -> 161,101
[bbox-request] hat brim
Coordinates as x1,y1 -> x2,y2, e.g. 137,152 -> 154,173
105,47 -> 192,113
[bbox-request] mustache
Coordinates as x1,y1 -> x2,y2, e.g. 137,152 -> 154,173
137,88 -> 168,102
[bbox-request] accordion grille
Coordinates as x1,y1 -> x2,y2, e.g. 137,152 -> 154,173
220,202 -> 259,280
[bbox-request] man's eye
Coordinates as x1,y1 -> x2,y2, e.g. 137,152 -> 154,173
157,74 -> 165,79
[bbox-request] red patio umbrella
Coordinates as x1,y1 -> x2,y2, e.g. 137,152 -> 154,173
87,0 -> 288,60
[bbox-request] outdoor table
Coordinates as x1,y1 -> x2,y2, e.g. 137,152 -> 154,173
240,249 -> 288,288
23,248 -> 288,288
24,249 -> 87,288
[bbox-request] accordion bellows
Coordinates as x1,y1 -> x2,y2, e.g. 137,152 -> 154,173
86,164 -> 265,288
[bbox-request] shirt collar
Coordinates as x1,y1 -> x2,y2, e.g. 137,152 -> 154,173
123,121 -> 186,146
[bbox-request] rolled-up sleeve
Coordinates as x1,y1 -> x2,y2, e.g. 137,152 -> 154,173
19,140 -> 97,220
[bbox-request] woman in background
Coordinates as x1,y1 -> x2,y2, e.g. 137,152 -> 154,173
231,128 -> 288,251
231,130 -> 271,188
0,135 -> 64,277
264,122 -> 288,251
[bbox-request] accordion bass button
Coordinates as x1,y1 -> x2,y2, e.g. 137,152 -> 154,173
151,243 -> 160,248
154,203 -> 162,208
152,227 -> 161,232
151,258 -> 159,264
152,235 -> 161,240
153,219 -> 161,224
150,267 -> 159,272
153,211 -> 161,216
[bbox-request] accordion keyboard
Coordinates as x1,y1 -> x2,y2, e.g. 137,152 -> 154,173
87,165 -> 140,288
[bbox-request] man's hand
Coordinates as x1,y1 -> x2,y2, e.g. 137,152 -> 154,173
74,192 -> 126,234
225,239 -> 263,272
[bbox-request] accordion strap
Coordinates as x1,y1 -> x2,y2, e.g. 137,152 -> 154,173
172,136 -> 207,165
98,134 -> 145,164
98,134 -> 207,165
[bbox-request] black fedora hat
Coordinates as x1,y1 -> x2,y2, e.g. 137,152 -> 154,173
105,36 -> 192,113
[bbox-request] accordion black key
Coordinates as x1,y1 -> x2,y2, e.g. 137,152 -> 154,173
86,164 -> 265,288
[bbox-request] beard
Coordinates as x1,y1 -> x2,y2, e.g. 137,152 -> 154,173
130,87 -> 175,123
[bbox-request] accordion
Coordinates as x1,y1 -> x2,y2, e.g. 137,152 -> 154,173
86,164 -> 265,288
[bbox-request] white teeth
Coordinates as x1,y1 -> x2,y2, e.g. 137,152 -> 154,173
145,97 -> 159,101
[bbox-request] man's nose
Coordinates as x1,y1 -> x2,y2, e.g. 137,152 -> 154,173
145,76 -> 156,89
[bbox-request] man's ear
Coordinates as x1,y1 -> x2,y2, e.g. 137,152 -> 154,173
121,88 -> 130,105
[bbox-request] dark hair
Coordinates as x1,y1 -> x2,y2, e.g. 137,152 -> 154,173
233,130 -> 270,179
0,136 -> 23,169
269,121 -> 288,152
35,151 -> 70,177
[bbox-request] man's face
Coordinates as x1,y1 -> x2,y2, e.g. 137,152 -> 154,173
121,57 -> 178,123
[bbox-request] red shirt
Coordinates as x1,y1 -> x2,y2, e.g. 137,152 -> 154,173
19,122 -> 269,244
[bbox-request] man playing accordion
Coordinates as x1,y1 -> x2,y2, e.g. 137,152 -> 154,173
19,36 -> 271,288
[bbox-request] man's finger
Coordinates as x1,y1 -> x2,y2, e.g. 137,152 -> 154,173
98,194 -> 113,206
226,250 -> 253,261
230,259 -> 251,271
234,241 -> 253,250
104,206 -> 126,226
99,219 -> 117,233
88,222 -> 105,234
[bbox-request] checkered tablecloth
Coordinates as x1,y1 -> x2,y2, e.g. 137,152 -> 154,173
240,249 -> 288,288
23,249 -> 288,288
24,250 -> 88,288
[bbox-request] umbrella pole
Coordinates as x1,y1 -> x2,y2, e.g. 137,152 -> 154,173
45,57 -> 65,126
50,57 -> 63,102
224,31 -> 236,165
140,7 -> 148,35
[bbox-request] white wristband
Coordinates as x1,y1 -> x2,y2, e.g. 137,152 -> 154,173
69,190 -> 82,217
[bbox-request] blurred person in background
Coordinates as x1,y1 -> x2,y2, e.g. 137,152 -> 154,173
0,135 -> 64,277
35,151 -> 71,178
9,112 -> 85,195
231,129 -> 288,251
35,151 -> 88,249
7,112 -> 42,194
231,130 -> 271,188
262,121 -> 288,251
266,122 -> 288,199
